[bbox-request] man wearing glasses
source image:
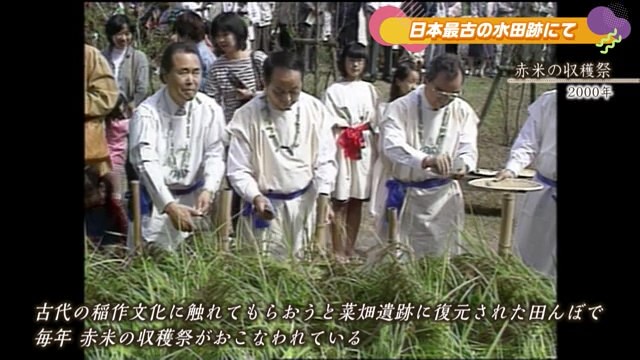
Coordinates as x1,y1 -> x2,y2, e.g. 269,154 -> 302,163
376,53 -> 479,260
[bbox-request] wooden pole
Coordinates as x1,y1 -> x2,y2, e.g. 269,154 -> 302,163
387,208 -> 401,258
498,193 -> 516,257
218,182 -> 233,252
314,195 -> 329,256
314,2 -> 321,97
331,42 -> 339,83
387,208 -> 398,243
130,180 -> 142,253
530,83 -> 537,104
513,84 -> 526,143
504,80 -> 511,145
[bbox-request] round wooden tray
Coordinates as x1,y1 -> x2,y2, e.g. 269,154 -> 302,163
519,169 -> 536,178
472,168 -> 498,177
468,178 -> 544,192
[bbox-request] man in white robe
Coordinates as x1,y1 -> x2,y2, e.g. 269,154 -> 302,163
128,42 -> 227,251
376,53 -> 479,259
496,89 -> 557,278
227,51 -> 337,260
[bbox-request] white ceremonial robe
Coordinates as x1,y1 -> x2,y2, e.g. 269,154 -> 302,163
227,92 -> 338,260
128,87 -> 227,250
323,80 -> 380,201
376,86 -> 479,259
505,90 -> 557,279
369,102 -> 390,217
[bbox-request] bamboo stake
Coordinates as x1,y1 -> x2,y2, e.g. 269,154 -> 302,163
313,2 -> 321,97
130,180 -> 142,253
218,181 -> 233,252
314,195 -> 329,256
387,208 -> 400,258
498,193 -> 516,257
387,208 -> 398,243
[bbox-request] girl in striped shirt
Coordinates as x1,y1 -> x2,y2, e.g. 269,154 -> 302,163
204,12 -> 269,240
204,12 -> 268,124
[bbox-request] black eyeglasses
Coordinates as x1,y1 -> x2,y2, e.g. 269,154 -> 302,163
430,86 -> 463,100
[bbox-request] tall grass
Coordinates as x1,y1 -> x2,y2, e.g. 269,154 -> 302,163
85,231 -> 557,359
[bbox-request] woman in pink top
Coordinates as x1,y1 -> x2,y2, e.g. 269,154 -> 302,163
102,14 -> 150,202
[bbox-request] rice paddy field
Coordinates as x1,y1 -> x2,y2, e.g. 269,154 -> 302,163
85,74 -> 557,359
85,232 -> 557,359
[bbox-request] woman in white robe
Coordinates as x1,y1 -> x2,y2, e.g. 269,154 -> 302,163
322,43 -> 380,261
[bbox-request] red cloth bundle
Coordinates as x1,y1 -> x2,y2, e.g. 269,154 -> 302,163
338,123 -> 371,160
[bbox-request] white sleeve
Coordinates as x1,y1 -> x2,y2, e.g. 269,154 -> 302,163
202,103 -> 227,193
226,112 -> 263,204
381,103 -> 427,170
128,106 -> 175,212
505,100 -> 542,176
314,105 -> 338,194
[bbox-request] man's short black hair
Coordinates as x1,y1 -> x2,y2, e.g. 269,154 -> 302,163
263,51 -> 305,84
425,53 -> 465,83
159,42 -> 200,83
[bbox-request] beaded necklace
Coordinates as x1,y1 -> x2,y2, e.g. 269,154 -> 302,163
417,92 -> 451,156
262,96 -> 301,156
